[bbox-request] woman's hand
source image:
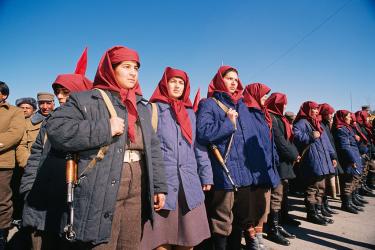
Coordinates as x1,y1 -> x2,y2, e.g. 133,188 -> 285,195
154,193 -> 165,211
227,109 -> 238,127
110,117 -> 125,136
312,131 -> 320,139
332,159 -> 337,167
202,184 -> 212,191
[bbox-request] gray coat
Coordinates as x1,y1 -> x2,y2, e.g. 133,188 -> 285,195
45,89 -> 167,245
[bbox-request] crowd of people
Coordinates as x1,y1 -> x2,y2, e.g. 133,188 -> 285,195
0,45 -> 374,250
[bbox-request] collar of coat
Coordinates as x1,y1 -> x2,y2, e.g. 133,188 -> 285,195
31,111 -> 46,125
0,102 -> 10,109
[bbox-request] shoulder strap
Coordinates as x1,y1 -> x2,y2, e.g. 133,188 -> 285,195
151,103 -> 158,133
95,88 -> 117,118
79,89 -> 118,178
211,97 -> 230,113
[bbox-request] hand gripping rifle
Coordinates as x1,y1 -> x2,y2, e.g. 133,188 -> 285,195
64,153 -> 78,241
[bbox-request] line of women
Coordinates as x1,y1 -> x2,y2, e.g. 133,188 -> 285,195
20,44 -> 375,250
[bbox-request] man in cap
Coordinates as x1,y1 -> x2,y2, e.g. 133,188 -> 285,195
0,81 -> 25,248
15,97 -> 37,119
17,92 -> 54,159
284,111 -> 296,126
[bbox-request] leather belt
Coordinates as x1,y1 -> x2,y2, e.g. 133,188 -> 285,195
123,150 -> 142,163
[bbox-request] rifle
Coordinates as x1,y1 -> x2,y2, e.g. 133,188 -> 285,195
64,153 -> 77,241
210,144 -> 238,192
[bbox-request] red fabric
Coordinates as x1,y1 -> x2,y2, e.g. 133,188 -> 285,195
350,113 -> 368,143
243,83 -> 272,131
93,46 -> 142,142
75,47 -> 88,75
319,103 -> 335,115
295,101 -> 323,133
52,47 -> 93,92
265,92 -> 293,141
333,110 -> 352,130
150,67 -> 193,144
193,88 -> 201,113
207,65 -> 243,103
356,111 -> 373,142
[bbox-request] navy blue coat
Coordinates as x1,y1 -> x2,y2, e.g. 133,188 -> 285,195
293,119 -> 336,178
196,92 -> 252,190
334,127 -> 363,175
240,106 -> 280,188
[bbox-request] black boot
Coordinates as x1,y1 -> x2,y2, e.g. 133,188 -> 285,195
354,189 -> 368,204
321,202 -> 333,217
280,195 -> 301,226
306,203 -> 327,226
316,204 -> 334,224
352,193 -> 365,207
359,185 -> 375,197
341,195 -> 358,214
348,194 -> 364,212
227,228 -> 242,250
277,225 -> 296,239
0,228 -> 8,250
212,234 -> 227,250
266,211 -> 290,246
323,196 -> 338,214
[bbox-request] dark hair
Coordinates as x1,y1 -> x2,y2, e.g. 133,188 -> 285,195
221,68 -> 238,78
0,81 -> 10,97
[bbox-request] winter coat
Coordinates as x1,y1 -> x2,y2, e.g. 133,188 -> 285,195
333,127 -> 363,175
270,114 -> 298,180
293,119 -> 336,178
196,92 -> 252,190
0,102 -> 25,168
239,106 -> 280,188
45,89 -> 167,245
152,102 -> 213,210
321,121 -> 344,174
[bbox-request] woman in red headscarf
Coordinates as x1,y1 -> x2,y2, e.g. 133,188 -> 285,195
45,46 -> 167,249
196,66 -> 253,250
264,92 -> 300,246
333,110 -> 364,214
293,101 -> 337,226
141,67 -> 212,250
240,83 -> 280,249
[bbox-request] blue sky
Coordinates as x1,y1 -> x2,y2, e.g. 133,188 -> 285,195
1,0 -> 374,113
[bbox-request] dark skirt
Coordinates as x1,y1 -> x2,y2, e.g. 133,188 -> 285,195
141,188 -> 210,249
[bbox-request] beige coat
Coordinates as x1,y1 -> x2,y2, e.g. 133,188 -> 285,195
0,102 -> 25,168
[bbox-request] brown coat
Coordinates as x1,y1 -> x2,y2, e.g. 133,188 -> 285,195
0,102 -> 25,168
16,117 -> 42,167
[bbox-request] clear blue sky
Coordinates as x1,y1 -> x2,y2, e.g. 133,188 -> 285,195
1,0 -> 374,113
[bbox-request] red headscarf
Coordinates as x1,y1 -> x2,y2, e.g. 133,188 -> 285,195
351,113 -> 368,143
333,110 -> 352,130
356,110 -> 373,142
265,92 -> 293,141
192,88 -> 201,113
93,46 -> 142,142
207,65 -> 243,104
52,47 -> 93,92
243,83 -> 272,131
150,67 -> 193,144
319,103 -> 335,116
295,101 -> 323,133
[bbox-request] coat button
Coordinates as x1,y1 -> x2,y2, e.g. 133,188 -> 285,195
111,180 -> 116,186
104,212 -> 110,218
118,148 -> 123,153
173,188 -> 177,192
179,142 -> 182,146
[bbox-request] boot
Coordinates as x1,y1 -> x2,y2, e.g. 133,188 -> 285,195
341,195 -> 358,214
321,202 -> 333,217
348,194 -> 364,212
266,211 -> 290,246
254,227 -> 267,250
278,225 -> 296,239
244,227 -> 260,250
359,185 -> 375,197
323,196 -> 338,214
363,183 -> 374,193
316,204 -> 334,224
0,228 -> 8,250
352,193 -> 365,207
306,203 -> 327,226
227,228 -> 242,250
212,234 -> 227,250
280,195 -> 301,226
354,191 -> 368,204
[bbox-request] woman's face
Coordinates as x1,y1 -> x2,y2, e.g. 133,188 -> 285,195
114,61 -> 139,89
260,94 -> 268,106
54,86 -> 71,105
344,113 -> 352,125
309,107 -> 319,117
167,77 -> 185,100
223,71 -> 238,94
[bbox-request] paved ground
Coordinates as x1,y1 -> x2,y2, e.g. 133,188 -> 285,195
263,194 -> 375,250
7,194 -> 375,249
